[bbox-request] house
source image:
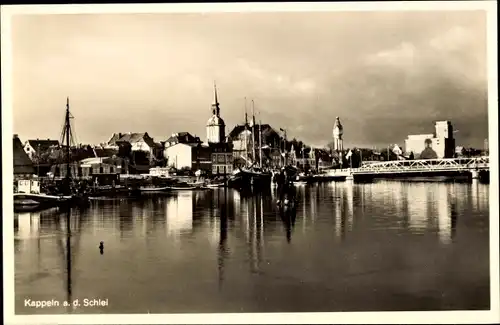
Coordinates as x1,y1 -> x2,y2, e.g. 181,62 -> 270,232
164,143 -> 212,173
23,139 -> 60,160
209,142 -> 234,175
50,156 -> 127,179
163,132 -> 201,148
105,132 -> 160,160
13,135 -> 35,180
315,149 -> 334,170
292,146 -> 317,170
93,146 -> 118,159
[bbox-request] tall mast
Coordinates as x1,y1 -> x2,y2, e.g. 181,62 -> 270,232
259,115 -> 263,169
244,97 -> 248,168
65,97 -> 71,192
251,100 -> 256,164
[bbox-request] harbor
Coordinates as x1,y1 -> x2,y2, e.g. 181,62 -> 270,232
12,95 -> 490,212
14,180 -> 490,314
6,6 -> 496,322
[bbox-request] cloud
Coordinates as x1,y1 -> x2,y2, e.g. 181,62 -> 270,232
365,42 -> 418,68
233,59 -> 318,96
10,11 -> 488,148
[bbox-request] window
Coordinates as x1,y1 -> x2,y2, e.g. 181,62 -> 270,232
99,166 -> 104,174
78,167 -> 83,177
110,166 -> 114,173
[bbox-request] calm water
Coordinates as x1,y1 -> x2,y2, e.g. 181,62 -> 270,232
14,180 -> 490,314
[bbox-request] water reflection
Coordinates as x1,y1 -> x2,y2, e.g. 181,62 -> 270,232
406,184 -> 430,231
166,192 -> 194,237
279,205 -> 297,243
14,181 -> 490,314
217,189 -> 229,290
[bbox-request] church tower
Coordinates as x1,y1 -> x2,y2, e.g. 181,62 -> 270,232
332,116 -> 343,152
206,82 -> 226,144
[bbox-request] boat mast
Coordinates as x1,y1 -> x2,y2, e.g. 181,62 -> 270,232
259,116 -> 263,169
244,98 -> 248,168
65,97 -> 71,193
251,100 -> 256,165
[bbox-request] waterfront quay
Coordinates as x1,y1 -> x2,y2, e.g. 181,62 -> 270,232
14,180 -> 490,314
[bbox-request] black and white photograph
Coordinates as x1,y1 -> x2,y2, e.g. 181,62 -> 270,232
2,2 -> 499,324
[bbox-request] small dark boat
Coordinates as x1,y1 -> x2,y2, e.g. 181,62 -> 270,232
90,185 -> 129,197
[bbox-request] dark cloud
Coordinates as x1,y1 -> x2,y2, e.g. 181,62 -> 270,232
10,10 -> 488,148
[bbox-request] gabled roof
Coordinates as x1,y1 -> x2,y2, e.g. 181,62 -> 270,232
93,147 -> 118,158
109,132 -> 156,148
165,132 -> 201,144
107,133 -> 121,146
26,139 -> 60,152
14,135 -> 35,174
228,124 -> 248,139
166,142 -> 200,149
228,123 -> 278,140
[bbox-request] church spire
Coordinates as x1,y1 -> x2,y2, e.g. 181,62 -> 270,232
244,97 -> 248,127
212,81 -> 220,116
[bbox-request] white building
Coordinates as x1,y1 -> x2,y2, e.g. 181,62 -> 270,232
404,121 -> 455,159
164,143 -> 212,172
165,143 -> 197,169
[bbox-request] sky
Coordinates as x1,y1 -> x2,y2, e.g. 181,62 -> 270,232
10,9 -> 489,149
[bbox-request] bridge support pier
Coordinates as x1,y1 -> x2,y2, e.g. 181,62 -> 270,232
345,174 -> 354,182
471,170 -> 479,180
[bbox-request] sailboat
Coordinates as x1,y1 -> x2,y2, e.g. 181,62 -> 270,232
228,100 -> 272,190
14,98 -> 88,211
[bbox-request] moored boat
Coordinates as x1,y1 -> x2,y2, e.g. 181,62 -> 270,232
167,185 -> 199,190
138,186 -> 171,193
14,179 -> 73,212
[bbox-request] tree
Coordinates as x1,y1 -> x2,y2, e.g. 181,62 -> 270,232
132,150 -> 149,166
117,142 -> 132,159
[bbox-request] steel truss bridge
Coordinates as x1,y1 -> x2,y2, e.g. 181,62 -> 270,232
325,156 -> 489,177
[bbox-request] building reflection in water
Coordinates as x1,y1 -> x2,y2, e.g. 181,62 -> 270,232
402,182 -> 459,244
436,185 -> 452,244
345,183 -> 354,231
332,182 -> 346,240
470,180 -> 489,213
165,192 -> 194,239
16,211 -> 40,239
405,184 -> 429,231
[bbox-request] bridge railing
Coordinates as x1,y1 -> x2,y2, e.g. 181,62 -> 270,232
357,156 -> 489,173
